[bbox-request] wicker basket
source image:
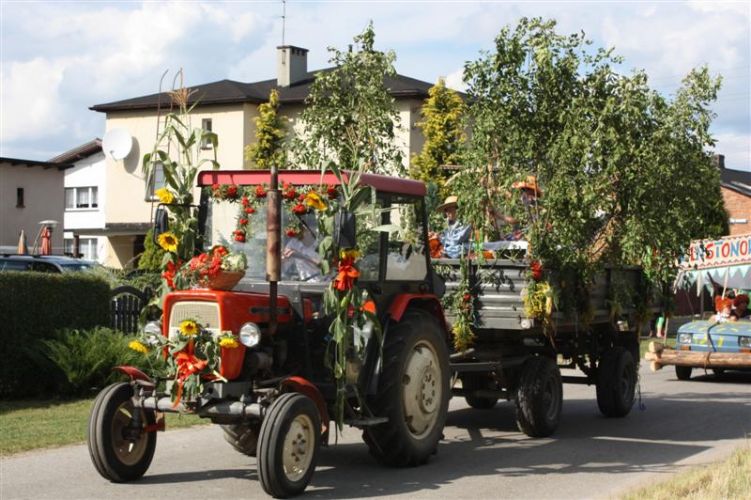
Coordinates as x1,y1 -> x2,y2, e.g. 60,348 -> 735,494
207,271 -> 244,290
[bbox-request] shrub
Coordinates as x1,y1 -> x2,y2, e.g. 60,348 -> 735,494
0,271 -> 111,397
42,327 -> 146,397
139,228 -> 166,272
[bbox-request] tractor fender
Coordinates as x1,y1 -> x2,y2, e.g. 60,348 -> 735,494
387,293 -> 450,340
114,365 -> 153,384
280,376 -> 330,435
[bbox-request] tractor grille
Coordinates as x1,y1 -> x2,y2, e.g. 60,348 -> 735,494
168,301 -> 221,340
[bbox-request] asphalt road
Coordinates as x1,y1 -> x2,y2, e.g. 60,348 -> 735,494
2,367 -> 750,500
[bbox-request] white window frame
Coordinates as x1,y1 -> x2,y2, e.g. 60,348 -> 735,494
201,118 -> 213,150
146,162 -> 166,201
64,237 -> 98,261
65,186 -> 98,210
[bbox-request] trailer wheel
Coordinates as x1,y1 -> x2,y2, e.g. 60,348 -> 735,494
675,365 -> 693,380
514,356 -> 562,437
257,393 -> 320,498
87,382 -> 156,482
222,423 -> 260,457
462,374 -> 498,409
364,309 -> 450,466
596,347 -> 636,417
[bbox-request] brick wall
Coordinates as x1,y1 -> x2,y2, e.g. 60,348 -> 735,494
722,186 -> 751,235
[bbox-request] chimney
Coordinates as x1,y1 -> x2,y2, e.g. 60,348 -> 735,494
712,154 -> 725,170
277,46 -> 308,87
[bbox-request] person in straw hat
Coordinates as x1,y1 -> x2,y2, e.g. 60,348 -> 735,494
433,195 -> 472,258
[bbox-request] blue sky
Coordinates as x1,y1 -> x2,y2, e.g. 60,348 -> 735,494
1,1 -> 749,170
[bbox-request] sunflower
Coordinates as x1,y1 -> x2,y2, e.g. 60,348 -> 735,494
158,232 -> 179,253
128,340 -> 149,354
304,191 -> 327,211
218,336 -> 239,349
155,187 -> 174,204
179,320 -> 199,336
339,248 -> 361,261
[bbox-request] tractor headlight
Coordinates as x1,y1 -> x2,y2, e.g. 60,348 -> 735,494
739,336 -> 751,348
239,322 -> 261,348
678,333 -> 693,344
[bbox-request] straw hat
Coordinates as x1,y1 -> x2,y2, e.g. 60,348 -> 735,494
512,175 -> 541,195
436,195 -> 458,213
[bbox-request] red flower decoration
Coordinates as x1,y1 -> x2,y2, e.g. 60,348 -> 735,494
333,257 -> 360,292
297,193 -> 305,202
211,183 -> 220,193
462,293 -> 471,303
286,228 -> 298,237
530,260 -> 543,281
226,185 -> 239,199
326,185 -> 338,199
244,206 -> 256,214
233,230 -> 246,242
161,259 -> 181,290
255,185 -> 267,198
241,196 -> 250,207
282,182 -> 297,200
292,203 -> 307,215
239,218 -> 249,226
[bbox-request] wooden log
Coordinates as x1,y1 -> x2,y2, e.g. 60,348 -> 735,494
650,361 -> 662,372
647,349 -> 751,369
648,341 -> 664,354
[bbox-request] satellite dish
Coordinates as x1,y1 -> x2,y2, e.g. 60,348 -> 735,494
102,128 -> 133,160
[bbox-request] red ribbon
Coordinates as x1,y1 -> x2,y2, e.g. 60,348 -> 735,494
333,257 -> 360,292
172,341 -> 208,408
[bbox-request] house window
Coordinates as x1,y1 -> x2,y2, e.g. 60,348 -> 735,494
65,187 -> 98,210
147,162 -> 166,200
64,237 -> 98,261
16,188 -> 24,208
201,118 -> 213,149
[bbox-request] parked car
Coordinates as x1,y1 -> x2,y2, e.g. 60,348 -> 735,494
671,319 -> 751,379
0,254 -> 97,273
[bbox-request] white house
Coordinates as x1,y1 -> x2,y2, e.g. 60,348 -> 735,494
88,45 -> 436,268
51,139 -> 111,264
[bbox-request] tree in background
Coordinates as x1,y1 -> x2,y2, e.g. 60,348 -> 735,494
457,17 -> 727,293
410,78 -> 465,209
245,89 -> 287,169
293,22 -> 403,175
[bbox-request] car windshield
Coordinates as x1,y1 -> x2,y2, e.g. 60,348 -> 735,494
59,263 -> 95,272
204,202 -> 329,283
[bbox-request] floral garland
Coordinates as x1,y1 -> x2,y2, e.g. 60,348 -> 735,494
522,260 -> 557,334
449,257 -> 476,352
209,182 -> 339,241
129,319 -> 239,407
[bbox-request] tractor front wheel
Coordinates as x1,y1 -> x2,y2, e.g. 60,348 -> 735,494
257,393 -> 321,498
87,382 -> 157,482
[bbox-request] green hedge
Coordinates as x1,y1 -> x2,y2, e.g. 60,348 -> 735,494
0,272 -> 111,397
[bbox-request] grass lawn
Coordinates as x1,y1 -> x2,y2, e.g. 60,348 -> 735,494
622,444 -> 751,500
0,397 -> 208,456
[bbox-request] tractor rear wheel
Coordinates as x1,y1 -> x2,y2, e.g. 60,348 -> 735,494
222,423 -> 260,457
462,374 -> 498,410
364,309 -> 450,466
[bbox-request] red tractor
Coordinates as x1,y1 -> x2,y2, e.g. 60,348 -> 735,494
87,170 -> 451,497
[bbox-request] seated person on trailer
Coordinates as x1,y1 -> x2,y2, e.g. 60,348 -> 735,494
282,215 -> 323,282
482,175 -> 541,256
731,294 -> 750,320
429,195 -> 472,259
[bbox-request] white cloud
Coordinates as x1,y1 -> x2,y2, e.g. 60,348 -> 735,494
713,131 -> 751,171
0,57 -> 67,143
444,68 -> 466,92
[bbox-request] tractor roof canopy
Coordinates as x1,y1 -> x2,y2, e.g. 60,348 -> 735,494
198,170 -> 426,197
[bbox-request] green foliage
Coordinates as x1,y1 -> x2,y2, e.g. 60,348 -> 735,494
42,328 -> 146,397
245,89 -> 287,169
142,76 -> 221,299
411,78 -> 466,202
293,22 -> 403,174
0,272 -> 111,397
138,228 -> 166,272
458,17 -> 727,289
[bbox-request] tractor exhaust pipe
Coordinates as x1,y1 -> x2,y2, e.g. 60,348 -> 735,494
267,165 -> 281,336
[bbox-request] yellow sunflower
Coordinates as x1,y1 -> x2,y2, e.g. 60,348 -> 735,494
304,191 -> 327,211
155,187 -> 174,204
128,340 -> 149,354
158,232 -> 179,252
179,320 -> 199,336
340,248 -> 361,261
218,336 -> 239,349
